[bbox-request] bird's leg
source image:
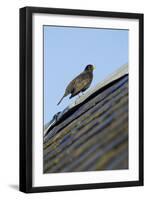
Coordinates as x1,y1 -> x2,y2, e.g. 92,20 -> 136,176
78,92 -> 84,99
75,94 -> 81,105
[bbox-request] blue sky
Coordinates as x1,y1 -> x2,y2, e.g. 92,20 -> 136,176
44,26 -> 128,125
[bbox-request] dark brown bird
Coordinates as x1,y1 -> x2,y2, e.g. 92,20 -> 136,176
57,64 -> 96,105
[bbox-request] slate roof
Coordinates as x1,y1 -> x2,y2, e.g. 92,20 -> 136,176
43,65 -> 128,173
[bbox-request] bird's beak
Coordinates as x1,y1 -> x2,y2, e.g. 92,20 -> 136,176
93,66 -> 96,70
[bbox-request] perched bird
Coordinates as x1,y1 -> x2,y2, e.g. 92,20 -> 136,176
57,64 -> 96,105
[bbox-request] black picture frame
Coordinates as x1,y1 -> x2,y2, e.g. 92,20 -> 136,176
19,6 -> 144,193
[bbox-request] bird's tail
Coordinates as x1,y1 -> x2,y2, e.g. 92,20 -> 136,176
57,95 -> 65,105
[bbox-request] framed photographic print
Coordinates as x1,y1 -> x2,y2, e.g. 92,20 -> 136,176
19,6 -> 144,193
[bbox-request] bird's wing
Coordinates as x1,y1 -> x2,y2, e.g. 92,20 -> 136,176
64,78 -> 75,95
65,71 -> 92,96
71,72 -> 92,95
